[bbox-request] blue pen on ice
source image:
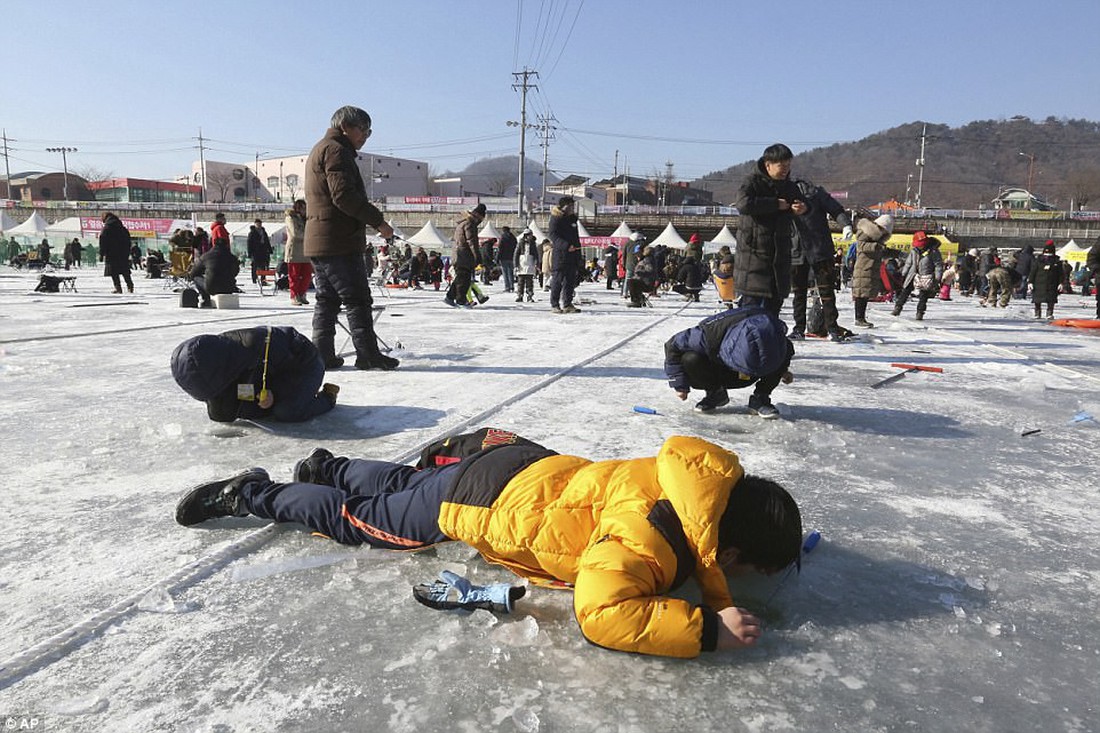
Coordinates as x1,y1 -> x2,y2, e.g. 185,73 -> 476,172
633,405 -> 658,415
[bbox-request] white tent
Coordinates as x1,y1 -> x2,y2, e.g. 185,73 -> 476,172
45,217 -> 83,236
366,226 -> 406,245
405,220 -> 451,248
609,221 -> 634,239
0,210 -> 17,233
1056,239 -> 1090,263
8,212 -> 49,236
478,221 -> 502,241
228,221 -> 288,245
526,220 -> 549,243
576,220 -> 592,238
649,221 -> 689,250
704,224 -> 737,254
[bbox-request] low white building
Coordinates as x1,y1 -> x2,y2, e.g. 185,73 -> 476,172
187,151 -> 430,204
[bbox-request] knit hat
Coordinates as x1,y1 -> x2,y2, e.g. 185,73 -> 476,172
522,228 -> 531,235
912,231 -> 928,248
720,254 -> 735,265
873,214 -> 894,236
469,203 -> 486,217
969,248 -> 979,257
1043,240 -> 1056,254
558,196 -> 575,208
689,233 -> 701,244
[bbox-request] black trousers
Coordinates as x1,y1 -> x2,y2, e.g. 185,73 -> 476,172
310,254 -> 380,361
791,259 -> 839,334
680,351 -> 781,398
447,267 -> 473,303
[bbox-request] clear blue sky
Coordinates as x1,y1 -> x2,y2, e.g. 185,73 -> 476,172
3,0 -> 1098,184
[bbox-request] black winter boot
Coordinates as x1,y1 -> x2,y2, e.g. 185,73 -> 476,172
175,469 -> 268,526
294,448 -> 335,485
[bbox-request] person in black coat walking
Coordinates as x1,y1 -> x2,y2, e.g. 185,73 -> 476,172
733,144 -> 807,315
171,326 -> 338,423
99,212 -> 134,294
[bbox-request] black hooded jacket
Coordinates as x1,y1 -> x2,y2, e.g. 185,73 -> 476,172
170,326 -> 332,422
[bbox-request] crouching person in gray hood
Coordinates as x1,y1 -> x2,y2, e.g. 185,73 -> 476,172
171,326 -> 338,423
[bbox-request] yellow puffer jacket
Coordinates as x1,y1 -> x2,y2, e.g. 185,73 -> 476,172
436,435 -> 743,658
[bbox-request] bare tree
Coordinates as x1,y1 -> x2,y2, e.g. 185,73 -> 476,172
487,172 -> 513,196
73,164 -> 116,183
1065,169 -> 1100,211
206,169 -> 237,203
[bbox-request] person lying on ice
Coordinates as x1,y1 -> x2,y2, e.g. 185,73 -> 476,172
175,427 -> 804,659
171,326 -> 338,423
664,305 -> 794,418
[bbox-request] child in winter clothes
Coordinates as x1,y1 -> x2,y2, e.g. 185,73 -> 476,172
893,231 -> 945,320
850,215 -> 894,327
664,306 -> 794,418
175,427 -> 804,659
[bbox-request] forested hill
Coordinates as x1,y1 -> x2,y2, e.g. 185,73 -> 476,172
694,117 -> 1100,211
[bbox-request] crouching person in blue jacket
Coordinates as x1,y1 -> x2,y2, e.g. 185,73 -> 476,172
171,326 -> 338,422
664,305 -> 794,418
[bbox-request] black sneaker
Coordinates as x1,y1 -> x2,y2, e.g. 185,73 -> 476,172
748,395 -> 780,419
355,353 -> 400,371
854,319 -> 875,328
694,389 -> 730,413
294,448 -> 334,485
444,297 -> 458,307
324,356 -> 345,370
789,331 -> 805,341
175,468 -> 268,526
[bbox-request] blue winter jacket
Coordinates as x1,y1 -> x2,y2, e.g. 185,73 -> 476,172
171,326 -> 333,422
663,306 -> 792,393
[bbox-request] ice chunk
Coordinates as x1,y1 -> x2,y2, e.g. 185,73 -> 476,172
492,616 -> 540,647
435,542 -> 480,562
512,707 -> 540,733
50,696 -> 110,715
136,586 -> 198,614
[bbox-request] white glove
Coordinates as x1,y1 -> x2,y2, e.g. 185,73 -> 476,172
842,225 -> 853,240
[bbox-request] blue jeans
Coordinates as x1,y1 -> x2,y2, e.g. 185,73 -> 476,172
737,294 -> 784,316
241,459 -> 459,548
499,261 -> 515,291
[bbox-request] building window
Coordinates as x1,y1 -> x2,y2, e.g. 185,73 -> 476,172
267,176 -> 279,188
286,174 -> 299,187
232,169 -> 245,181
234,187 -> 246,200
40,188 -> 52,199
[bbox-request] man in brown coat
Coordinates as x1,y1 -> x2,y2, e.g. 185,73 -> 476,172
304,105 -> 398,370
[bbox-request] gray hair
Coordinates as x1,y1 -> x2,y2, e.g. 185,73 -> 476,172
330,106 -> 372,131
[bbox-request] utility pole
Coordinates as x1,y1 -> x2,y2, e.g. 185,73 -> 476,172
613,149 -> 619,179
1,130 -> 13,199
663,160 -> 674,207
253,151 -> 268,202
537,113 -> 557,209
197,128 -> 208,204
46,146 -> 78,200
915,123 -> 928,209
511,68 -> 539,217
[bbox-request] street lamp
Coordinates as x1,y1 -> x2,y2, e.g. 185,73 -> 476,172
1019,152 -> 1036,193
278,160 -> 284,201
46,146 -> 77,201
